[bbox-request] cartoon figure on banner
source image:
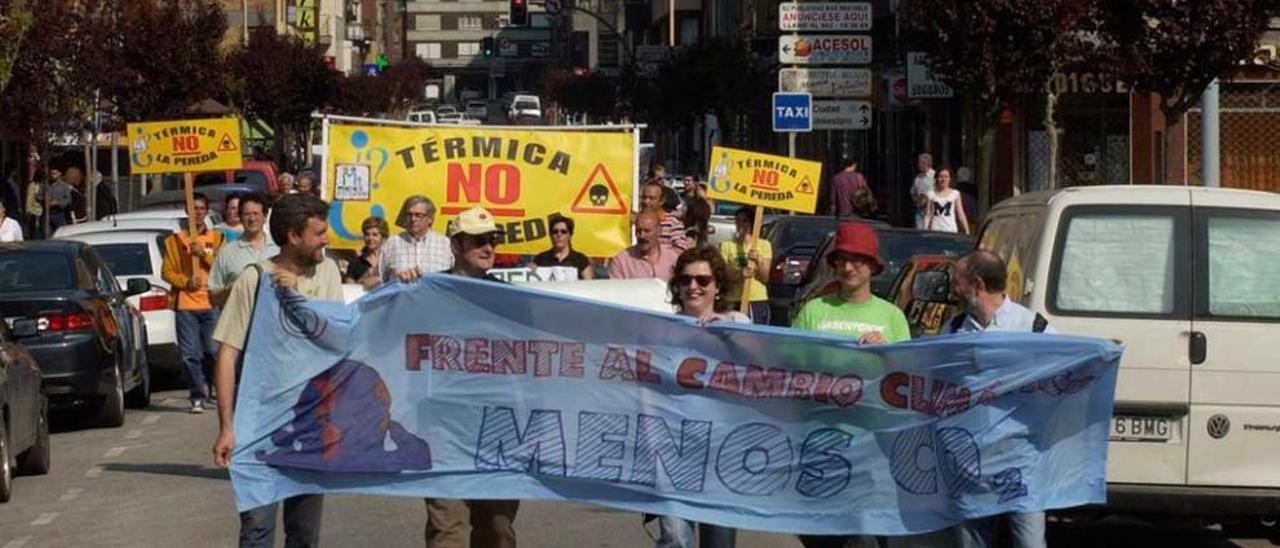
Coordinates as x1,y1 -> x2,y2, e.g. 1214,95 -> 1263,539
709,151 -> 732,193
330,130 -> 390,241
256,360 -> 433,472
131,126 -> 153,169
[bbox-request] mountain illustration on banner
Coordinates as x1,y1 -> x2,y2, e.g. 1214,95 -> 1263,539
571,163 -> 628,215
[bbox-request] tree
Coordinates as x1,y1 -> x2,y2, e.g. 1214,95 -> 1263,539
225,27 -> 337,168
904,0 -> 1107,189
84,0 -> 227,125
631,39 -> 773,143
0,0 -> 34,92
1099,0 -> 1277,182
333,58 -> 432,118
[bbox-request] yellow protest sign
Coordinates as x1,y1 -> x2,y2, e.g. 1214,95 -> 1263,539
325,123 -> 635,257
706,146 -> 822,213
127,118 -> 243,174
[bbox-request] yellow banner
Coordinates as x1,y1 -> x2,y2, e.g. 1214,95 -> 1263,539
705,146 -> 822,213
126,118 -> 244,175
325,124 -> 635,257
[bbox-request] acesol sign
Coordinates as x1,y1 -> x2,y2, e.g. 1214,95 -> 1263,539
779,35 -> 873,65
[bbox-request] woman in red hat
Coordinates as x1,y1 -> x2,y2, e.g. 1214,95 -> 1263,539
791,222 -> 910,345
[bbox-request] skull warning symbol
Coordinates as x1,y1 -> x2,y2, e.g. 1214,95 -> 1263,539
589,184 -> 609,206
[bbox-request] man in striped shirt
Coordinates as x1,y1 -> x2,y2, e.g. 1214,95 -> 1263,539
640,182 -> 688,251
379,195 -> 454,282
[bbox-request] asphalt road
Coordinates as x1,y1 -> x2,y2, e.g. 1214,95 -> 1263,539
0,389 -> 1276,547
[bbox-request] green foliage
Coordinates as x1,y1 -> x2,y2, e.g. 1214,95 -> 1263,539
224,27 -> 336,131
0,0 -> 34,92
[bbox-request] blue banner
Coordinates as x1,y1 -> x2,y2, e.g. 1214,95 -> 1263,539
231,275 -> 1121,536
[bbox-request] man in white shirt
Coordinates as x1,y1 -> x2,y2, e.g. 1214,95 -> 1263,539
945,250 -> 1054,548
0,201 -> 23,242
380,195 -> 454,282
911,153 -> 935,229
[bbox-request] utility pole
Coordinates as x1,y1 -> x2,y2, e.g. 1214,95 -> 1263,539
668,0 -> 675,47
1201,79 -> 1220,187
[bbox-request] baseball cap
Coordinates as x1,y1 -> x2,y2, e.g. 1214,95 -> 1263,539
446,206 -> 500,237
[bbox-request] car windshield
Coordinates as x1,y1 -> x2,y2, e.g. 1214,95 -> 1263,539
877,232 -> 974,268
514,101 -> 537,109
92,243 -> 153,277
0,251 -> 74,291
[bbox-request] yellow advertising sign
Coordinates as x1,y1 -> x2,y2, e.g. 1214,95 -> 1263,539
126,118 -> 243,175
705,146 -> 822,213
325,124 -> 635,257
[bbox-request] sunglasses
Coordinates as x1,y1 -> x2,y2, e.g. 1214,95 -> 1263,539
676,274 -> 715,288
550,228 -> 571,235
463,233 -> 501,247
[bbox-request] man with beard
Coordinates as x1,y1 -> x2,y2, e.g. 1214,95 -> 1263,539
945,249 -> 1054,548
210,194 -> 343,548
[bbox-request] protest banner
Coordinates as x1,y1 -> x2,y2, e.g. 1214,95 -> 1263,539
706,146 -> 823,313
126,117 -> 244,270
127,117 -> 243,175
324,121 -> 636,257
230,275 -> 1121,535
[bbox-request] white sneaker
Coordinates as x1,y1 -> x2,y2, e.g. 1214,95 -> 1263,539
189,401 -> 204,414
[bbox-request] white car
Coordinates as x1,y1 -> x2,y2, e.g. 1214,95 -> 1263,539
61,229 -> 180,372
508,95 -> 542,120
465,101 -> 488,120
435,105 -> 459,117
54,209 -> 219,239
407,110 -> 437,124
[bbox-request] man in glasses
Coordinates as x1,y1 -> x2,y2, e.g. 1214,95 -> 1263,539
792,222 -> 909,344
424,206 -> 520,548
381,195 -> 454,283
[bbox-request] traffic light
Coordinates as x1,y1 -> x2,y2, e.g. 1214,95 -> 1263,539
481,37 -> 495,57
509,0 -> 529,27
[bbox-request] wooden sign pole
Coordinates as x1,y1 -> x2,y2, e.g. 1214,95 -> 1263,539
738,204 -> 765,316
183,172 -> 200,275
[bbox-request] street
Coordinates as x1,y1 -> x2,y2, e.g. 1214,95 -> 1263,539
0,390 -> 1273,548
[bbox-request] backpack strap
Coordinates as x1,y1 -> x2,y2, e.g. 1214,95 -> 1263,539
948,312 -> 969,334
232,264 -> 267,396
1032,312 -> 1049,333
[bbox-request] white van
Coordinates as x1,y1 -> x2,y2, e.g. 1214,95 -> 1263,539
979,185 -> 1280,522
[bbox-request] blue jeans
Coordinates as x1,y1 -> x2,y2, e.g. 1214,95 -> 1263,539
239,494 -> 324,548
657,515 -> 736,548
954,512 -> 1046,548
176,309 -> 219,403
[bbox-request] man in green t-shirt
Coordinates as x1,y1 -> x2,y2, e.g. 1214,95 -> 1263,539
793,221 -> 910,344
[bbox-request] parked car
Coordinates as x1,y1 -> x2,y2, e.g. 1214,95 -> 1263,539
787,227 -> 974,326
0,241 -> 152,427
142,165 -> 277,217
438,112 -> 464,124
53,208 -> 219,239
760,215 -> 891,325
465,101 -> 489,120
435,105 -> 459,117
406,109 -> 437,124
977,185 -> 1280,526
508,95 -> 542,120
887,254 -> 962,339
0,317 -> 50,503
61,230 -> 180,372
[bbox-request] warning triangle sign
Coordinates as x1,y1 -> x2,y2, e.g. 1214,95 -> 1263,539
570,163 -> 628,215
795,176 -> 815,195
217,132 -> 239,153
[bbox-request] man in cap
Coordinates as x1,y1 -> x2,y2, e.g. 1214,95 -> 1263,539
793,222 -> 910,344
791,222 -> 908,548
423,206 -> 520,548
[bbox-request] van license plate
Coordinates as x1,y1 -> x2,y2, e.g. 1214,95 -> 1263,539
1110,415 -> 1173,442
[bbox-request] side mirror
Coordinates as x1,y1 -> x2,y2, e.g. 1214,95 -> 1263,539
125,278 -> 152,297
912,270 -> 952,302
11,319 -> 37,339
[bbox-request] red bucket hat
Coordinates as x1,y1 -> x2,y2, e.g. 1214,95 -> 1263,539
830,222 -> 885,275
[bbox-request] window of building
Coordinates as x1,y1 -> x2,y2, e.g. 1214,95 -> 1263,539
459,15 -> 484,31
415,14 -> 441,31
415,43 -> 442,60
458,42 -> 481,56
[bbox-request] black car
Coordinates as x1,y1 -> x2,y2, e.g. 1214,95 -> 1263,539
0,241 -> 152,427
1,317 -> 49,503
786,228 -> 975,326
761,215 -> 891,325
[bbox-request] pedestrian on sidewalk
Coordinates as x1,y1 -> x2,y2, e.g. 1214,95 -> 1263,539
911,153 -> 935,229
160,192 -> 226,414
423,206 -> 521,548
830,155 -> 868,217
211,194 -> 343,548
924,167 -> 971,235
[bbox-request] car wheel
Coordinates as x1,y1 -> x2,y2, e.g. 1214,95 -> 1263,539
126,353 -> 151,409
98,362 -> 126,428
17,396 -> 50,476
0,420 -> 13,503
